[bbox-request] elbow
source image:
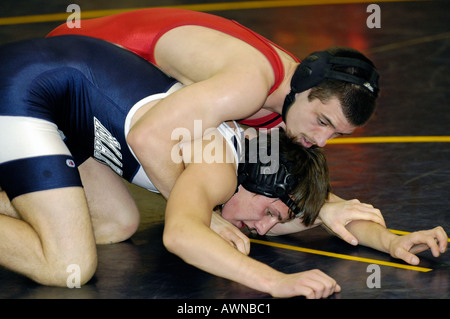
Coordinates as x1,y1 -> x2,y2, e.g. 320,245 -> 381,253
163,229 -> 180,256
127,123 -> 169,162
162,227 -> 174,253
163,220 -> 195,258
126,125 -> 150,155
162,224 -> 182,255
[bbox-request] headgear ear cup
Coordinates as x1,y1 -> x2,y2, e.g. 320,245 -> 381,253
282,50 -> 380,122
237,134 -> 303,217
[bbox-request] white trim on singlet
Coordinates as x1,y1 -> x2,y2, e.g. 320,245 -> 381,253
0,116 -> 70,164
216,120 -> 245,168
124,81 -> 184,142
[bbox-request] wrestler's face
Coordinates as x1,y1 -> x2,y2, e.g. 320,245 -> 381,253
285,90 -> 355,148
221,186 -> 293,235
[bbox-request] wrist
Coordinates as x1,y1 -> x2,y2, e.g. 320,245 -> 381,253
381,229 -> 399,254
326,193 -> 343,203
264,271 -> 287,297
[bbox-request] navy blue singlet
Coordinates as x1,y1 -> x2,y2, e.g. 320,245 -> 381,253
0,35 -> 179,199
0,35 -> 243,200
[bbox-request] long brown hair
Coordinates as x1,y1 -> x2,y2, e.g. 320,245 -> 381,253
278,129 -> 331,226
239,129 -> 331,226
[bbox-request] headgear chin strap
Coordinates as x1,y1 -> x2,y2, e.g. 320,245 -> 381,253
282,50 -> 380,122
237,137 -> 303,217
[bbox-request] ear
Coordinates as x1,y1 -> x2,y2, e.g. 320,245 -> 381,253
284,89 -> 311,124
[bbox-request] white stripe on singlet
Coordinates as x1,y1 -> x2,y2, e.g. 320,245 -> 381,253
0,116 -> 71,164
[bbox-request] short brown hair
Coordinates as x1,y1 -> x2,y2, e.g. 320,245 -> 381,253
308,47 -> 379,126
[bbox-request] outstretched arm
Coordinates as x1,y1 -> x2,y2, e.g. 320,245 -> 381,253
346,221 -> 448,265
317,193 -> 386,245
162,135 -> 340,298
268,193 -> 386,244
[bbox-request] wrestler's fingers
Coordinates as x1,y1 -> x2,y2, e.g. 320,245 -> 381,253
415,231 -> 443,257
225,231 -> 250,255
409,243 -> 432,255
235,232 -> 251,255
328,224 -> 358,246
305,269 -> 341,299
393,246 -> 420,265
285,269 -> 341,299
359,205 -> 385,224
432,226 -> 448,253
400,230 -> 442,260
347,209 -> 386,228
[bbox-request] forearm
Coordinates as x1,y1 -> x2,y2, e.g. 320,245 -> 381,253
142,150 -> 183,199
127,126 -> 183,199
345,220 -> 396,253
347,221 -> 449,266
164,216 -> 281,294
164,162 -> 282,295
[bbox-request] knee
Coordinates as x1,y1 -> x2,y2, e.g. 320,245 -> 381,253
115,209 -> 140,242
34,251 -> 98,287
60,257 -> 98,287
95,207 -> 140,244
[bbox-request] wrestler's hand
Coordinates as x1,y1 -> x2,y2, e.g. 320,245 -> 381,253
388,226 -> 448,265
210,211 -> 250,255
319,199 -> 386,246
269,269 -> 341,299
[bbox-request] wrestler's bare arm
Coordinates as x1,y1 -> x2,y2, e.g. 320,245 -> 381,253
127,71 -> 271,199
346,221 -> 448,265
127,26 -> 276,199
163,132 -> 340,298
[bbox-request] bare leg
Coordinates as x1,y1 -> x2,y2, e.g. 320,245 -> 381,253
0,187 -> 97,286
0,191 -> 19,219
78,158 -> 140,244
1,158 -> 141,245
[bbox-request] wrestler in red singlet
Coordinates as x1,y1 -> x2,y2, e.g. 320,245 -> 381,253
48,8 -> 300,128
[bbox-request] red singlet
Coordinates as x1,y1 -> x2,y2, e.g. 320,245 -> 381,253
48,8 -> 299,128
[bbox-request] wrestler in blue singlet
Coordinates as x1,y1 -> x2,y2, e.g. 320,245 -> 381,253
0,35 -> 243,200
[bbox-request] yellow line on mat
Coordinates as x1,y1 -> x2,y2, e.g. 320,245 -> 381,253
328,136 -> 450,144
0,0 -> 427,26
250,238 -> 433,272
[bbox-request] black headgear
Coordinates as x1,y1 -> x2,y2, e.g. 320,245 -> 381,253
237,137 -> 303,217
282,50 -> 380,122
